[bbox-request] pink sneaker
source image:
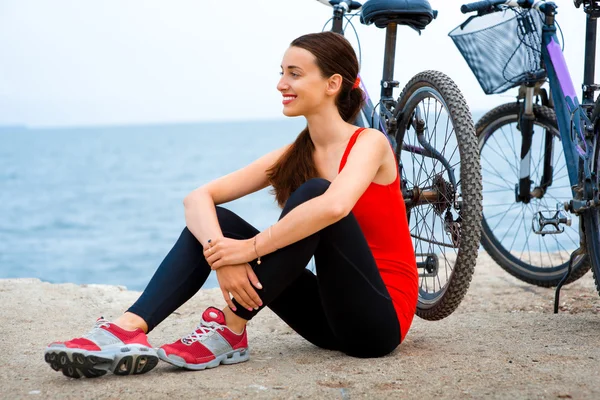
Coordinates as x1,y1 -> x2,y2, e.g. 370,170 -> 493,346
44,318 -> 158,378
157,307 -> 249,370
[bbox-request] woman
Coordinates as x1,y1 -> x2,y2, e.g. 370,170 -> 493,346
44,31 -> 418,378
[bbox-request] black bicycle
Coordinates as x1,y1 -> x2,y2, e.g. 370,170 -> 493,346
450,0 -> 600,300
316,0 -> 483,320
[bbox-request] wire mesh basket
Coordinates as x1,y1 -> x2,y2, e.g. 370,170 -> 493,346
449,8 -> 546,95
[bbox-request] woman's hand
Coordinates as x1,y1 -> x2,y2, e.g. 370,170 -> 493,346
215,263 -> 263,311
204,237 -> 255,269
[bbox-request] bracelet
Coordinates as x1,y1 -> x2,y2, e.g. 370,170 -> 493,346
253,236 -> 261,265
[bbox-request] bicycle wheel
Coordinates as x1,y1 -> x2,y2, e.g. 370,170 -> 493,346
394,70 -> 482,321
477,103 -> 590,287
584,97 -> 600,296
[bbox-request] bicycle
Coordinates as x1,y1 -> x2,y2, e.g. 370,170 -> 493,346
316,0 -> 483,320
450,0 -> 600,306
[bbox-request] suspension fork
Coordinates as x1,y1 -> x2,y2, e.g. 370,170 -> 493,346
517,86 -> 535,204
516,85 -> 556,202
538,121 -> 555,195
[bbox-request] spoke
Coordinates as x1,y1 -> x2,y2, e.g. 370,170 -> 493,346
483,189 -> 516,194
485,202 -> 522,208
488,132 -> 519,177
550,231 -> 576,256
415,206 -> 429,292
537,230 -> 543,267
553,159 -> 568,178
481,165 -> 516,188
409,128 -> 418,192
553,173 -> 570,182
489,202 -> 520,228
445,138 -> 459,172
483,179 -> 514,191
430,104 -> 448,175
502,206 -> 527,248
498,123 -> 521,170
545,192 -> 568,205
541,233 -> 556,268
561,226 -> 581,249
411,204 -> 433,231
428,209 -> 445,291
411,108 -> 430,190
506,123 -> 520,168
413,151 -> 429,191
423,100 -> 442,188
518,204 -> 535,262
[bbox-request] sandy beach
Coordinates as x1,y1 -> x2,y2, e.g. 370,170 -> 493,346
1,251 -> 600,400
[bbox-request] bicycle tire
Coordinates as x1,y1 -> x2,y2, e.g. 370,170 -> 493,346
585,97 -> 600,296
394,70 -> 482,321
477,103 -> 590,287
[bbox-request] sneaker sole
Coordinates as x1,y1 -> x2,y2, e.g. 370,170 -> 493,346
157,347 -> 249,370
44,344 -> 159,378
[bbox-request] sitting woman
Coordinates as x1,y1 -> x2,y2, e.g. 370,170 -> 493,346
45,31 -> 418,378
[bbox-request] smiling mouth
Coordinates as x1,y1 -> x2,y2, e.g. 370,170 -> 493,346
282,95 -> 296,105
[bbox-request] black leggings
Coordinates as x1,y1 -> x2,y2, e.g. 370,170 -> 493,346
128,178 -> 400,358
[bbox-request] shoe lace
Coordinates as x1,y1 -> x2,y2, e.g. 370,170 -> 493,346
181,320 -> 224,345
83,317 -> 111,338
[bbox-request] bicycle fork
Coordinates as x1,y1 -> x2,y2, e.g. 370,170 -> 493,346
516,85 -> 555,204
515,86 -> 572,236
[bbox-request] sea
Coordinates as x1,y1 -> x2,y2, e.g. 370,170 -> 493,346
0,119 -> 305,291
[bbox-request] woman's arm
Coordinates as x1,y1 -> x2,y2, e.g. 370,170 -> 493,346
184,144 -> 291,248
254,129 -> 390,259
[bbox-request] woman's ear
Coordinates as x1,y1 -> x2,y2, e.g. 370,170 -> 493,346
325,74 -> 343,96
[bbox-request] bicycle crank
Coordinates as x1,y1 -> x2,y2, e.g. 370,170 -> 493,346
532,203 -> 572,236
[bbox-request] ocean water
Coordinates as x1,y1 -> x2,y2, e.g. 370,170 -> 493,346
0,119 -> 304,291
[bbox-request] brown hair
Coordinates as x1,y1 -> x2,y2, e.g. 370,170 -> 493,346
267,31 -> 365,207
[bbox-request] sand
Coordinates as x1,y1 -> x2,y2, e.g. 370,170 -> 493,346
1,251 -> 600,399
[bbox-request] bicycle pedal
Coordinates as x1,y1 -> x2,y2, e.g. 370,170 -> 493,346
532,205 -> 572,236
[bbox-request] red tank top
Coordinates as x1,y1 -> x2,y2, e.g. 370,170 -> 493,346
339,128 -> 418,341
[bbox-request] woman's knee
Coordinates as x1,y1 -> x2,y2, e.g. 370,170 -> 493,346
215,206 -> 236,222
298,178 -> 331,196
284,178 -> 331,211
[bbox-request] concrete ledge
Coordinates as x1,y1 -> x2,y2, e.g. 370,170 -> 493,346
1,252 -> 600,399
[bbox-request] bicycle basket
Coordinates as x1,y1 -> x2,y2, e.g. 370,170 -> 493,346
449,8 -> 545,95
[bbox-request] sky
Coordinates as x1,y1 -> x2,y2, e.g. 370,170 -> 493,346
0,0 -> 595,127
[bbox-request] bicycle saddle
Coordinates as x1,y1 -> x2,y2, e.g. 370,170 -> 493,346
360,0 -> 437,31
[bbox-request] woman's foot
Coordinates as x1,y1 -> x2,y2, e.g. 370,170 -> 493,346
44,317 -> 158,378
157,307 -> 249,370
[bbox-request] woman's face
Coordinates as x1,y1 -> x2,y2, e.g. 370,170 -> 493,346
277,46 -> 333,117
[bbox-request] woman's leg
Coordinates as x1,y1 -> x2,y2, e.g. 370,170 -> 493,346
128,178 -> 400,357
233,178 -> 400,358
126,207 -> 261,333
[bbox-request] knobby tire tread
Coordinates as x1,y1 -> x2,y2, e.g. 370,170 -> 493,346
397,71 -> 482,321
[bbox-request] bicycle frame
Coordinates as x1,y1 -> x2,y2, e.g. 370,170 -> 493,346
517,2 -> 598,207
